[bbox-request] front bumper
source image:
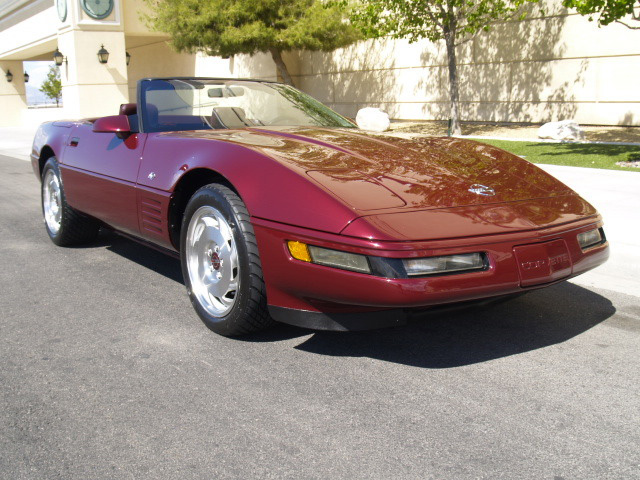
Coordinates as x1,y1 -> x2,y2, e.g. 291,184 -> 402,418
252,216 -> 609,330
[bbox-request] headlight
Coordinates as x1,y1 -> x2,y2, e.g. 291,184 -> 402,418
287,241 -> 371,274
577,228 -> 603,250
287,240 -> 485,277
403,253 -> 486,277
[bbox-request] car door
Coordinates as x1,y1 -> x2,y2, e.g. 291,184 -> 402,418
60,122 -> 147,236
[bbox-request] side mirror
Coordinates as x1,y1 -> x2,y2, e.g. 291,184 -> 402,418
93,115 -> 131,134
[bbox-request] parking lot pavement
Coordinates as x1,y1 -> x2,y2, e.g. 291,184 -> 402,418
1,154 -> 639,479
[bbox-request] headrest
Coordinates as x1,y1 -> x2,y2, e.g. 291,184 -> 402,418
119,103 -> 137,116
211,107 -> 250,129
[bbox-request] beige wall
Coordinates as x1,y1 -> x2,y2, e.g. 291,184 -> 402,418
124,0 -> 236,102
125,39 -> 195,102
58,29 -> 129,118
126,43 -> 241,103
233,52 -> 277,82
237,9 -> 640,126
0,60 -> 27,126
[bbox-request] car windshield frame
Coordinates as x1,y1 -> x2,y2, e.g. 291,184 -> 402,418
136,77 -> 356,134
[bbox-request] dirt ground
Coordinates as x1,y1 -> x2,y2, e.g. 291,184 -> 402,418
389,120 -> 640,143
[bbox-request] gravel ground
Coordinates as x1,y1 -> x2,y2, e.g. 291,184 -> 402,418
390,121 -> 640,143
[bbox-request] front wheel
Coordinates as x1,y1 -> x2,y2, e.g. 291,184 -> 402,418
180,184 -> 272,336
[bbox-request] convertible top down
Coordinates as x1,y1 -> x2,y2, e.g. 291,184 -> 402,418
32,78 -> 609,335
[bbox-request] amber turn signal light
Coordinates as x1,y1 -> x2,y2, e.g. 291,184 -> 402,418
287,240 -> 371,274
287,240 -> 311,262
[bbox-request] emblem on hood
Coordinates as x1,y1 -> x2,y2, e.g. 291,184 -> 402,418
468,184 -> 496,196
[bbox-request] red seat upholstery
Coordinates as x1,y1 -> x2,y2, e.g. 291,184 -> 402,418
119,103 -> 137,116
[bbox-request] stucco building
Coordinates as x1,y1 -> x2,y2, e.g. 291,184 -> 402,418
1,0 -> 638,127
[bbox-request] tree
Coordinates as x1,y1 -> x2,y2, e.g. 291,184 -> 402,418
143,0 -> 360,86
562,0 -> 639,29
349,0 -> 541,135
40,66 -> 62,107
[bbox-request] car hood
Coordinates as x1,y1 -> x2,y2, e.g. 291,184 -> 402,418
176,126 -> 575,214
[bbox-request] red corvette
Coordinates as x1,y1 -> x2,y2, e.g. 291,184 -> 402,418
32,78 -> 609,336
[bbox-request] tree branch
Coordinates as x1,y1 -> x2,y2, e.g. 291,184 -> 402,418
615,19 -> 640,28
269,48 -> 295,86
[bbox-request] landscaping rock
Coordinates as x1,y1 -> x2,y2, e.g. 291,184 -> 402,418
356,108 -> 391,132
616,160 -> 640,168
538,120 -> 586,141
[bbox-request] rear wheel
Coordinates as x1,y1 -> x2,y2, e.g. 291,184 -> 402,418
180,184 -> 272,336
41,158 -> 100,246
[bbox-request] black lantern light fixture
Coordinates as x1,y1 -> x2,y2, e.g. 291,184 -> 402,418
5,70 -> 13,82
126,51 -> 131,66
97,44 -> 109,64
24,71 -> 29,83
53,48 -> 67,66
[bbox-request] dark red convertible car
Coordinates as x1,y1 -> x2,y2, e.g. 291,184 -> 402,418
32,77 -> 609,336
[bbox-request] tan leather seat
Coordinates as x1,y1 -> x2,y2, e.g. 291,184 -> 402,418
211,107 -> 253,129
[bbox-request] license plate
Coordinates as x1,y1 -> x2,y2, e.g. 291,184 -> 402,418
513,239 -> 572,287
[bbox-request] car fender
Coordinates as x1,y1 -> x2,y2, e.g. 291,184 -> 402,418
138,134 -> 358,235
30,121 -> 76,179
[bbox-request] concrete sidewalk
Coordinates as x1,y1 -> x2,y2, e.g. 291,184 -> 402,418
0,125 -> 38,161
537,164 -> 639,297
1,125 -> 637,297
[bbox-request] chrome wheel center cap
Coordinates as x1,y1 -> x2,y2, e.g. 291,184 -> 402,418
210,249 -> 222,270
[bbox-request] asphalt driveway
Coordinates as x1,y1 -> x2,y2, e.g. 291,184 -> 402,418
0,154 -> 639,479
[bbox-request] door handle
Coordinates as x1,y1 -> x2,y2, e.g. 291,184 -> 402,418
69,137 -> 79,147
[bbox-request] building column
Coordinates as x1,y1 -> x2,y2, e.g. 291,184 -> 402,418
57,29 -> 128,119
0,60 -> 27,127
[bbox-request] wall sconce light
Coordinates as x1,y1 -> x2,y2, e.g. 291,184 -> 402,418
126,51 -> 131,66
24,71 -> 29,83
53,48 -> 67,66
97,44 -> 109,64
5,70 -> 13,82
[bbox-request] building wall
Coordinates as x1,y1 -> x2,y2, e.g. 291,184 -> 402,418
125,40 -> 195,101
125,42 -> 278,103
0,59 -> 27,127
0,0 -> 57,60
238,8 -> 640,126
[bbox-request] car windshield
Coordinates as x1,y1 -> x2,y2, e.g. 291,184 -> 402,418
139,78 -> 355,133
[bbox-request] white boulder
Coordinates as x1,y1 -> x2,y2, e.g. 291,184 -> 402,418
538,120 -> 585,141
355,107 -> 391,132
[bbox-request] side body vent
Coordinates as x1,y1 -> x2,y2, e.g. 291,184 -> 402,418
136,186 -> 173,250
140,197 -> 163,234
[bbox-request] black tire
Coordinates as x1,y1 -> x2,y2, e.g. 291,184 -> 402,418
41,157 -> 100,246
179,183 -> 273,336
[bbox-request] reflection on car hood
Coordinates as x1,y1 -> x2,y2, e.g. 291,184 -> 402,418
174,126 -> 576,213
